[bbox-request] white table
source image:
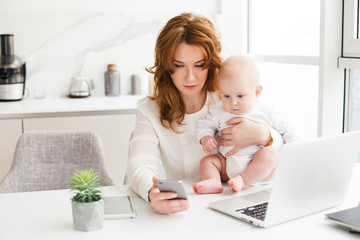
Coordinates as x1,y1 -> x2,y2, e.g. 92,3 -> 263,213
1,164 -> 360,240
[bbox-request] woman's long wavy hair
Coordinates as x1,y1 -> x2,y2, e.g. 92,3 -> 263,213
147,13 -> 222,133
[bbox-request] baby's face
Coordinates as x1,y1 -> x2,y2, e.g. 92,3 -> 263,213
219,72 -> 261,115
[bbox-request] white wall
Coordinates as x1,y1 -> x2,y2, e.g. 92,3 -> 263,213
0,0 -> 245,98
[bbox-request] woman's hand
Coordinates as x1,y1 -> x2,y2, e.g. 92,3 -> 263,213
148,177 -> 189,215
219,117 -> 271,157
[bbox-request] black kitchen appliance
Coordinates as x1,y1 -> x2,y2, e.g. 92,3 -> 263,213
0,34 -> 26,101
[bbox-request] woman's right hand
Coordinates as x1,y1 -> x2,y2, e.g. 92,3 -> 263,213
148,177 -> 190,215
219,117 -> 272,157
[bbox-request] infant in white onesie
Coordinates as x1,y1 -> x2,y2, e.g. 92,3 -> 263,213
193,55 -> 299,194
197,101 -> 299,179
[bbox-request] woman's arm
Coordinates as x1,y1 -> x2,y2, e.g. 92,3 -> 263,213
126,99 -> 189,214
219,117 -> 276,157
126,109 -> 160,201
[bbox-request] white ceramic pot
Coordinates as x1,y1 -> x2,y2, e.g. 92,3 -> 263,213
71,199 -> 104,231
68,76 -> 95,98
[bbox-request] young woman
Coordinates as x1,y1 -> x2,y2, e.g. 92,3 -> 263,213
126,13 -> 275,215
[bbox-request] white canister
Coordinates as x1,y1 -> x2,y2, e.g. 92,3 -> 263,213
131,74 -> 148,95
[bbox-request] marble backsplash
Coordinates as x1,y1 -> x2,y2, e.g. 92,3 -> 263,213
0,10 -> 245,99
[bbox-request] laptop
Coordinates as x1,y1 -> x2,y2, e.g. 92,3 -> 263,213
209,131 -> 360,228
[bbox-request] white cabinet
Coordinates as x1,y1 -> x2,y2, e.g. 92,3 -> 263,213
23,114 -> 136,186
0,119 -> 23,182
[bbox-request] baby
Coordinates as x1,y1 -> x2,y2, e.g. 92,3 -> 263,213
193,55 -> 299,194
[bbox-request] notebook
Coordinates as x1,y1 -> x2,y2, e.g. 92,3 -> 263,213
209,131 -> 360,228
325,205 -> 360,232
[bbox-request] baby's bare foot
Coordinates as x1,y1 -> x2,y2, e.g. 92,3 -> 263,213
228,175 -> 245,192
193,178 -> 223,194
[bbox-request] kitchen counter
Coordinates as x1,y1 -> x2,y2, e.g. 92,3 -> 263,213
0,95 -> 144,185
0,95 -> 144,119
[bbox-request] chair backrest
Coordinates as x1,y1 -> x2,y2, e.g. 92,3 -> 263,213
0,131 -> 114,193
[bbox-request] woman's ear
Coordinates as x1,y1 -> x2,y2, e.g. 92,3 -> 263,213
255,85 -> 262,97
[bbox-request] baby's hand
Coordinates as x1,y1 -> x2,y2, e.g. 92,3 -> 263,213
200,136 -> 218,154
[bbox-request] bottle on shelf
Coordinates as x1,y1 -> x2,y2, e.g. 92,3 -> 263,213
104,64 -> 120,96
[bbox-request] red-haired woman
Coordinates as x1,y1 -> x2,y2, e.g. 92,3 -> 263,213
126,13 -> 275,215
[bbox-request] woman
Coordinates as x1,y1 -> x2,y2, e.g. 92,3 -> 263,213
126,13 -> 275,215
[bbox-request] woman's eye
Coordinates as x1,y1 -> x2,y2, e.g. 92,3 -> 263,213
175,64 -> 184,68
194,64 -> 204,68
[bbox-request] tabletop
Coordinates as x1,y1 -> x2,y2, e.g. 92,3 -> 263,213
1,164 -> 360,240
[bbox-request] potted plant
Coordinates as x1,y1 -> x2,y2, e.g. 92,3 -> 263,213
70,169 -> 104,231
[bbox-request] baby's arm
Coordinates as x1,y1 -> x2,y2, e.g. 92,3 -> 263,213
200,135 -> 218,155
197,104 -> 222,154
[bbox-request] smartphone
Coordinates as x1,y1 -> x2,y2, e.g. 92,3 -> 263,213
156,180 -> 188,199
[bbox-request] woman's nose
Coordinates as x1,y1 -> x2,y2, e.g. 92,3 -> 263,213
186,67 -> 195,81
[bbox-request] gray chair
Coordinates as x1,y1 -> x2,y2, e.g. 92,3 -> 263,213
0,130 -> 114,193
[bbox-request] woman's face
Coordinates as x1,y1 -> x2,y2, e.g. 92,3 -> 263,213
170,43 -> 208,99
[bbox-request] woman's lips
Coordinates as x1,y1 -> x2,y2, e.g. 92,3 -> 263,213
184,85 -> 197,90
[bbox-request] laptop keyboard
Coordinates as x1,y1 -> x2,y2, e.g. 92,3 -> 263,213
236,202 -> 268,221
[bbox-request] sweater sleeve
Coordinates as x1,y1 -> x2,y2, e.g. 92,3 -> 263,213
126,99 -> 161,202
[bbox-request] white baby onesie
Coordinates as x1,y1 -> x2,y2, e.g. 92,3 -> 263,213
197,101 -> 299,178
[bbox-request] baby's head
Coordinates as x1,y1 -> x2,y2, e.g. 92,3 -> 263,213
219,55 -> 262,115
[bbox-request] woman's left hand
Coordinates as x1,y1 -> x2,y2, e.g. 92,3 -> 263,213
219,117 -> 271,157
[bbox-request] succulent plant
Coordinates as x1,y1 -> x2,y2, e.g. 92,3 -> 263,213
70,169 -> 102,203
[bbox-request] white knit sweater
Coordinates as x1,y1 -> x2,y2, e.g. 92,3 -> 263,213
126,97 -> 210,202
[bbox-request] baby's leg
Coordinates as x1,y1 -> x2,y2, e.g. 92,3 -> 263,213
193,153 -> 228,194
228,147 -> 278,192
